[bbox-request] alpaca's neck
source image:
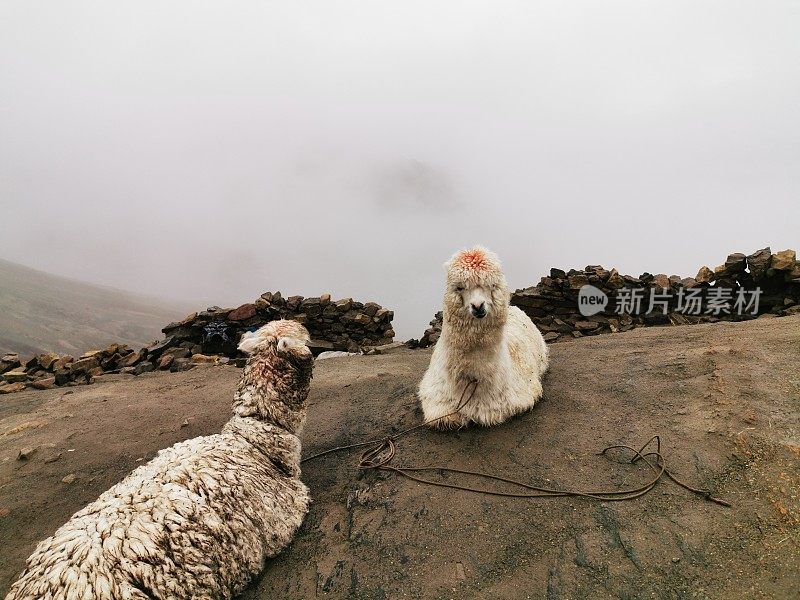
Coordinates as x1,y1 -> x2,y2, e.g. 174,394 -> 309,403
440,307 -> 508,383
222,416 -> 302,477
232,384 -> 305,434
231,351 -> 311,434
442,320 -> 503,352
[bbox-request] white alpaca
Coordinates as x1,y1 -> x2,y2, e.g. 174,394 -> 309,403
6,320 -> 314,600
419,246 -> 549,428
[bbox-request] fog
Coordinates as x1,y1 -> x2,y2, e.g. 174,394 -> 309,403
1,1 -> 798,338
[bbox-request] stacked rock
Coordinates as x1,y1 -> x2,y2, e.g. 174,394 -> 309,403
0,291 -> 396,394
415,247 -> 800,346
0,343 -> 155,394
160,291 -> 395,357
407,312 -> 443,349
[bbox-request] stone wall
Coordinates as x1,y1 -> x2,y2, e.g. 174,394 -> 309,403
0,291 -> 395,393
413,247 -> 799,347
160,291 -> 395,356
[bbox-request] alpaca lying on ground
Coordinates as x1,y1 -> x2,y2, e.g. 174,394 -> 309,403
6,320 -> 314,600
419,246 -> 549,428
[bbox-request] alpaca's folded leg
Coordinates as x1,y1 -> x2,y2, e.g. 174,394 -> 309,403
428,410 -> 469,430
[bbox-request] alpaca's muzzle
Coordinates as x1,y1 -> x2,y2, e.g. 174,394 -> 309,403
470,302 -> 487,319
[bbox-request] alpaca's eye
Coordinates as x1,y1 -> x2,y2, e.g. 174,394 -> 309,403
455,285 -> 464,292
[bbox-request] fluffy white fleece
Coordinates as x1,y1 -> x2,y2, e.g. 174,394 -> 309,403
419,246 -> 549,428
6,320 -> 314,600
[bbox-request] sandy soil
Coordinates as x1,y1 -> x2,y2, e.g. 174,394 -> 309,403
1,316 -> 798,599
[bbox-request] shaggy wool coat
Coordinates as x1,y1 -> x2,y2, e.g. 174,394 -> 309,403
6,321 -> 314,600
419,247 -> 549,427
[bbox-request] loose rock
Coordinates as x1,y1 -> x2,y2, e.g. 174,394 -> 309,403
3,370 -> 28,384
772,249 -> 796,271
0,382 -> 26,394
31,377 -> 56,390
17,447 -> 37,461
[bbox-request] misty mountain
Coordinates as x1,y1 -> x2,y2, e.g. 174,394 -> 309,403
0,259 -> 191,357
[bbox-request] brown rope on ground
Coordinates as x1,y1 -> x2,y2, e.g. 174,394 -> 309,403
301,378 -> 480,463
302,380 -> 731,508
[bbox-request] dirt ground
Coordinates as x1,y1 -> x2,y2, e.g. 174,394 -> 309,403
1,316 -> 798,599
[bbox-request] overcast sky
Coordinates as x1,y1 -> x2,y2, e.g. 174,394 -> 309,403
1,1 -> 798,338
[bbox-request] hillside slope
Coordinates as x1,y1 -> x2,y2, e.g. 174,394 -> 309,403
1,316 -> 798,598
0,259 -> 191,356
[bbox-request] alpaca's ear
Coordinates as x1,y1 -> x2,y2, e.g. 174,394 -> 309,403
277,337 -> 298,352
277,336 -> 313,359
237,332 -> 259,354
238,331 -> 277,355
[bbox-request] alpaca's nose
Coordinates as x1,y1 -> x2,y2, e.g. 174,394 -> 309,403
470,302 -> 487,318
